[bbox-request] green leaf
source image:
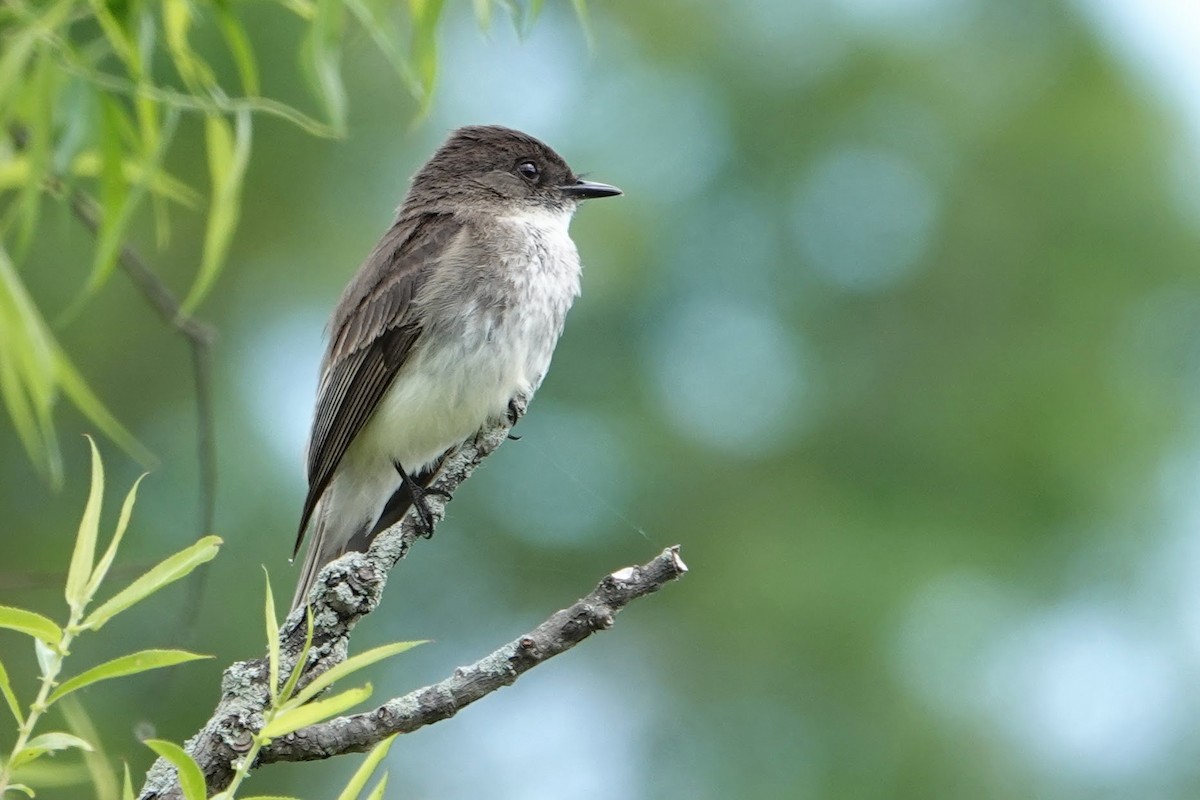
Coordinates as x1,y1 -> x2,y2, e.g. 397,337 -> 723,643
48,650 -> 210,704
335,734 -> 396,800
86,473 -> 148,598
86,95 -> 133,301
342,0 -> 419,99
0,654 -> 22,722
472,0 -> 491,29
279,607 -> 314,702
303,0 -> 348,134
143,740 -> 206,800
4,783 -> 34,797
292,641 -> 424,706
162,0 -> 217,92
59,695 -> 121,800
264,570 -> 280,700
261,683 -> 372,738
179,111 -> 252,315
8,760 -> 92,788
83,536 -> 222,630
0,605 -> 62,646
9,731 -> 94,769
34,637 -> 56,678
214,5 -> 261,95
122,763 -> 135,800
569,0 -> 593,49
0,242 -> 63,484
364,774 -> 389,800
407,0 -> 446,116
64,151 -> 198,207
65,435 -> 105,613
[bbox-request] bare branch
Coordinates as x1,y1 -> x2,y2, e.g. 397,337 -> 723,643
138,410 -> 515,799
260,546 -> 688,763
137,403 -> 685,799
64,189 -> 219,648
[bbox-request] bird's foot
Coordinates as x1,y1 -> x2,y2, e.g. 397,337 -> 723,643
393,461 -> 452,538
409,482 -> 452,538
506,398 -> 523,440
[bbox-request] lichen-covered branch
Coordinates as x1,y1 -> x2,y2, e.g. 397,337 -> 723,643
259,545 -> 688,762
138,402 -> 684,800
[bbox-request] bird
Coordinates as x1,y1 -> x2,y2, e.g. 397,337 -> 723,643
291,125 -> 621,609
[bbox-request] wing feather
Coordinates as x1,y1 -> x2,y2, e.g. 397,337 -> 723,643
293,213 -> 464,556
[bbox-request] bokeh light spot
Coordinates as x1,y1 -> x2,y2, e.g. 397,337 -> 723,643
792,148 -> 939,293
645,295 -> 811,457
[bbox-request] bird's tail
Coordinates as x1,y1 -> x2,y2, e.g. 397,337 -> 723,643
291,499 -> 353,611
290,456 -> 446,611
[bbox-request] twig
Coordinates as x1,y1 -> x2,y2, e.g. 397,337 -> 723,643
136,406 -> 687,799
64,190 -> 219,639
260,546 -> 687,762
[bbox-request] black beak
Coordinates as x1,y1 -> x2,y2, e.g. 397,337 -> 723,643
560,179 -> 622,199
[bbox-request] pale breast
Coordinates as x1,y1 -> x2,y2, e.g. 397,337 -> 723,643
355,207 -> 582,473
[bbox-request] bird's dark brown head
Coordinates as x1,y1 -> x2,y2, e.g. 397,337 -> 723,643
408,125 -> 621,212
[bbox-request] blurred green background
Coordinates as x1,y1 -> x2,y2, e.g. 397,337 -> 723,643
5,0 -> 1200,797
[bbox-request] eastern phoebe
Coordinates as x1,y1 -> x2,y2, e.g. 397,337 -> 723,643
291,125 -> 620,609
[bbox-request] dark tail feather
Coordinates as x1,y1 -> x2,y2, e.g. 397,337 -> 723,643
292,457 -> 445,611
291,503 -> 350,611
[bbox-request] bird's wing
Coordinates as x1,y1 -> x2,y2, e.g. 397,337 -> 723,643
294,213 -> 464,557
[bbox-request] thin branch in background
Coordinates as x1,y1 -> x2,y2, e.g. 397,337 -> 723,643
64,190 -> 218,642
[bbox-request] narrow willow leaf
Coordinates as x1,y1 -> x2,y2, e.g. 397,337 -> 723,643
51,59 -> 335,137
342,0 -> 420,99
0,243 -> 63,483
66,153 -> 199,206
48,650 -> 210,704
59,695 -> 120,800
261,684 -> 372,738
240,796 -> 304,800
14,43 -> 55,255
408,0 -> 446,115
9,731 -> 94,769
213,5 -> 261,95
0,655 -> 22,722
5,783 -> 33,797
88,0 -> 139,67
143,740 -> 206,800
279,608 -> 314,703
8,760 -> 92,788
292,641 -> 424,706
86,95 -> 132,298
34,637 -> 56,678
334,734 -> 396,800
569,0 -> 593,49
472,0 -> 491,29
65,435 -> 105,612
0,605 -> 62,646
122,763 -> 135,800
162,0 -> 217,90
364,774 -> 389,800
86,473 -> 148,598
83,536 -> 222,630
264,570 -> 280,700
304,0 -> 348,134
179,111 -> 252,315
528,0 -> 545,24
0,326 -> 44,477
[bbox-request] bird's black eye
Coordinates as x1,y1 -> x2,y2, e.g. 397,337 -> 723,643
517,160 -> 539,180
